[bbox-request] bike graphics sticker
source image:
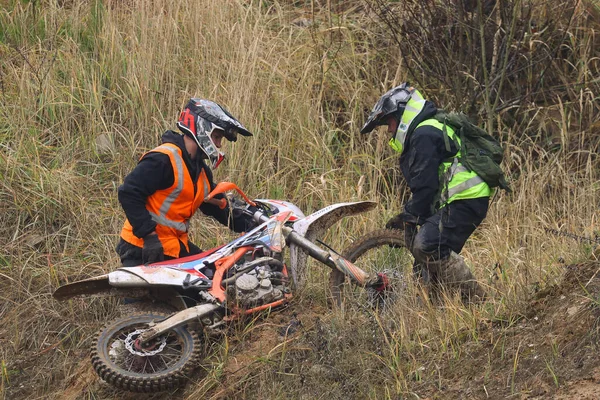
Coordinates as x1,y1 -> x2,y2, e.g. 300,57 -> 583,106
267,211 -> 292,252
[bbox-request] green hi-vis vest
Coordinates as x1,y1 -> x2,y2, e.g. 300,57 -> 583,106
417,119 -> 492,206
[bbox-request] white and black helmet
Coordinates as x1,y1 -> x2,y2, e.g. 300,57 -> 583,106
360,83 -> 414,134
177,98 -> 253,168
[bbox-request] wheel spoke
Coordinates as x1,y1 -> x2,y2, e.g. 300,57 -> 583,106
158,354 -> 169,369
332,229 -> 412,308
148,357 -> 157,373
127,354 -> 136,372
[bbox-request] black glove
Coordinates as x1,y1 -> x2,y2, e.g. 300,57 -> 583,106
230,206 -> 258,233
385,213 -> 417,250
142,233 -> 164,264
385,214 -> 405,230
243,214 -> 258,232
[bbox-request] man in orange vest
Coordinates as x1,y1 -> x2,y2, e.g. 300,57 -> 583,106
116,98 -> 255,267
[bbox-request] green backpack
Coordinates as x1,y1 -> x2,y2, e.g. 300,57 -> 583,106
434,111 -> 512,192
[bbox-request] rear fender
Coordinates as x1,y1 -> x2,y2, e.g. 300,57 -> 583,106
289,201 -> 376,287
108,266 -> 205,287
53,274 -> 111,300
53,265 -> 206,300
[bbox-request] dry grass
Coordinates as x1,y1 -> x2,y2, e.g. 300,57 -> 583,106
0,0 -> 599,399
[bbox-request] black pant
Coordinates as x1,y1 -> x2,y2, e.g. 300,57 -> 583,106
115,238 -> 202,267
412,197 -> 489,262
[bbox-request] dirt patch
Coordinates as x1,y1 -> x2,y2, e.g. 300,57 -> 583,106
210,302 -> 323,399
415,261 -> 600,399
57,359 -> 97,400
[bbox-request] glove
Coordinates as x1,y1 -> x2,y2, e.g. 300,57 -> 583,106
231,207 -> 258,233
142,233 -> 164,264
385,213 -> 417,250
243,214 -> 258,232
385,214 -> 405,230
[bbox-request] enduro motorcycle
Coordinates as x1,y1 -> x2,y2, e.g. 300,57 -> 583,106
53,182 -> 396,393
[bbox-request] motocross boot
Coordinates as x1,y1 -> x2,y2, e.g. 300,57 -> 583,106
424,252 -> 487,304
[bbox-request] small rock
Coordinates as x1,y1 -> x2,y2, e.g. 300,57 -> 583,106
291,17 -> 312,28
417,328 -> 430,338
95,133 -> 114,154
309,364 -> 330,377
25,233 -> 45,248
567,306 -> 580,316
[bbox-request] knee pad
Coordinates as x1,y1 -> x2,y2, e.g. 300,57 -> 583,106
411,234 -> 438,263
412,231 -> 453,263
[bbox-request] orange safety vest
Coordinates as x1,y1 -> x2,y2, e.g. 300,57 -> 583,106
120,143 -> 210,258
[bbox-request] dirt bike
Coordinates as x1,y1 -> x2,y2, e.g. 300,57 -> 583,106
52,182 -> 400,393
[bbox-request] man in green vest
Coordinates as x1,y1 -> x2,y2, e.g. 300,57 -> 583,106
361,83 -> 488,303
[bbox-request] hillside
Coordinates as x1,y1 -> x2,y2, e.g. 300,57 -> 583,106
1,0 -> 599,399
4,260 -> 600,399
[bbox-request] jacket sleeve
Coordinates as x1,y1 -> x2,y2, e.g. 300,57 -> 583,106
118,153 -> 174,239
401,126 -> 447,224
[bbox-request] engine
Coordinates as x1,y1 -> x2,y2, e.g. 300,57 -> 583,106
231,265 -> 287,308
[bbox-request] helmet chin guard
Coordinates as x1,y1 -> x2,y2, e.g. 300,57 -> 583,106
177,98 -> 252,168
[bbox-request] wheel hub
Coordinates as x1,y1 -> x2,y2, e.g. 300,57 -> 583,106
123,329 -> 167,356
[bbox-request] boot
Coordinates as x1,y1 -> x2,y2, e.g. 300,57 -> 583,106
425,252 -> 486,304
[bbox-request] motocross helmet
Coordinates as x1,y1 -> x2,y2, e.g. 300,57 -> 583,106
360,83 -> 414,134
177,98 -> 253,168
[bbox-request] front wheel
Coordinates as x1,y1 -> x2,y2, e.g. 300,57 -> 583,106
91,312 -> 201,393
329,229 -> 413,307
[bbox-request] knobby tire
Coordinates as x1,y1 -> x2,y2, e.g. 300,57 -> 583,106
91,312 -> 201,393
329,229 -> 408,307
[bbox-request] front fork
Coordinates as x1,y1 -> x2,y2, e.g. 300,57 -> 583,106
283,226 -> 384,289
138,303 -> 221,344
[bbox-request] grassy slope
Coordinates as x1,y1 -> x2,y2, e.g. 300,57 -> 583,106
0,0 -> 599,399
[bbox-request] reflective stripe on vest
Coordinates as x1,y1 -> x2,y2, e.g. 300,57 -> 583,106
442,158 -> 486,201
416,119 -> 491,205
389,89 -> 427,154
148,144 -> 188,232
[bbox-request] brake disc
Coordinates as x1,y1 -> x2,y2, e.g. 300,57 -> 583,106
123,329 -> 168,357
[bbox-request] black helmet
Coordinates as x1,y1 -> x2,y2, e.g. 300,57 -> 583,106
177,98 -> 253,168
360,83 -> 414,134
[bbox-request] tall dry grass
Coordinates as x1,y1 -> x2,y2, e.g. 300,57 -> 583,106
0,0 -> 598,399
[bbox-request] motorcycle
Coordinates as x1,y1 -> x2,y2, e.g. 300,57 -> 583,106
53,182 -> 393,393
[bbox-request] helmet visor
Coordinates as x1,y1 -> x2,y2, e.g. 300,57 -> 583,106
194,99 -> 253,139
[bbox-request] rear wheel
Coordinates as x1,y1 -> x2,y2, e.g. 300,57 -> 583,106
91,312 -> 201,393
329,229 -> 413,307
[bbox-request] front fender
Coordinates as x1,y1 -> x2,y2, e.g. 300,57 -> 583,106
289,201 -> 376,286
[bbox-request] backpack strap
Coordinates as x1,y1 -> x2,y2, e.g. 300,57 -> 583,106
441,117 -> 452,153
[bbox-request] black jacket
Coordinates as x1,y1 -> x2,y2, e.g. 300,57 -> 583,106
118,130 -> 250,240
399,102 -> 460,224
